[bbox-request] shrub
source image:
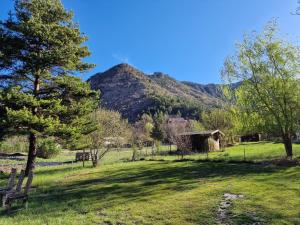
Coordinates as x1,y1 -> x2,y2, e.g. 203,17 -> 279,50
154,140 -> 161,152
0,142 -> 14,153
37,139 -> 62,159
131,144 -> 138,161
0,136 -> 29,153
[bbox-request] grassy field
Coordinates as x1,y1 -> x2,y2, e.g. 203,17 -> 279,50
1,142 -> 299,166
150,142 -> 300,162
0,145 -> 171,164
0,142 -> 299,225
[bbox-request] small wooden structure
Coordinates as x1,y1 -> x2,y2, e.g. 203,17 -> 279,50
75,152 -> 90,162
240,133 -> 261,142
0,168 -> 17,202
177,130 -> 224,152
2,169 -> 34,213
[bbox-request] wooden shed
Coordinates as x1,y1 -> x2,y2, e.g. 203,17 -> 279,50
240,133 -> 261,142
177,130 -> 224,152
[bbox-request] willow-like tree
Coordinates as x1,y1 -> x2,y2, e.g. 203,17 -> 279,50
222,22 -> 300,158
0,0 -> 99,174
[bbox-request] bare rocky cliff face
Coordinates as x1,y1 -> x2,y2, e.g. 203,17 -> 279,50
88,64 -> 224,122
89,64 -> 156,121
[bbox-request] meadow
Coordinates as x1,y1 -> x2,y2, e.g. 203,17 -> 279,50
0,142 -> 299,225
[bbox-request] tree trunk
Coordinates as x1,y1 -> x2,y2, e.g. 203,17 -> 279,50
132,148 -> 137,161
90,149 -> 99,167
25,76 -> 40,176
283,134 -> 293,159
25,133 -> 37,176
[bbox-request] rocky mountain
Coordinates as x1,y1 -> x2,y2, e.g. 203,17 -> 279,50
88,64 -> 224,122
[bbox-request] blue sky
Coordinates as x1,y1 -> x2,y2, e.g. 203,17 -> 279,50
1,0 -> 300,84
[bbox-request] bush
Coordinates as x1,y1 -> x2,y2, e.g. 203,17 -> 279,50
0,142 -> 14,153
154,140 -> 161,153
37,139 -> 62,159
0,136 -> 29,153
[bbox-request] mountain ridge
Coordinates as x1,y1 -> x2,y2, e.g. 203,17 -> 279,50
88,64 -> 224,122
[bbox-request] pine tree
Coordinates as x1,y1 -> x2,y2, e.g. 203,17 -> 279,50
0,0 -> 99,174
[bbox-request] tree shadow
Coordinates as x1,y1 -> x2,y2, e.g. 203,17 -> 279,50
228,203 -> 300,225
34,164 -> 89,176
13,161 -> 288,217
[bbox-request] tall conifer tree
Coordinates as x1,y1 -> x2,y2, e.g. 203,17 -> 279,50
0,0 -> 99,174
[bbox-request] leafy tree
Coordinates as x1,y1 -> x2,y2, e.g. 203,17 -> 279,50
132,114 -> 153,149
201,108 -> 235,144
0,0 -> 99,174
162,116 -> 189,151
188,120 -> 205,132
151,111 -> 165,141
36,138 -> 62,159
201,109 -> 233,131
87,108 -> 131,167
145,94 -> 203,121
222,21 -> 300,158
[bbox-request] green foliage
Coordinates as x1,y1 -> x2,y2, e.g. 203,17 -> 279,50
37,138 -> 62,159
132,114 -> 154,148
0,136 -> 28,153
201,108 -> 236,144
201,108 -> 233,131
0,142 -> 13,153
0,0 -> 100,173
154,139 -> 161,152
0,0 -> 99,138
131,144 -> 138,161
222,21 -> 300,156
0,0 -> 99,171
144,94 -> 204,120
87,108 -> 131,149
151,111 -> 166,141
188,120 -> 205,132
144,121 -> 154,134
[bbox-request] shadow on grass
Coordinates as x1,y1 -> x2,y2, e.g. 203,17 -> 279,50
237,141 -> 269,146
34,164 -> 88,176
228,204 -> 300,225
0,159 -> 296,224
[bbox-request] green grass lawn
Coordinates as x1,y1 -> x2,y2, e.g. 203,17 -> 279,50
0,142 -> 299,225
0,145 -> 173,167
206,142 -> 300,161
2,142 -> 298,166
149,142 -> 300,162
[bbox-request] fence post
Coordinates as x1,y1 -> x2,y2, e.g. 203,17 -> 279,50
82,149 -> 85,167
243,147 -> 246,161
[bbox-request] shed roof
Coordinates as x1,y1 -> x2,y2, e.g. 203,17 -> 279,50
179,130 -> 225,137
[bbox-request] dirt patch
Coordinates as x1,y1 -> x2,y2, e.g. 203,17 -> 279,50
217,193 -> 244,224
270,158 -> 300,167
217,193 -> 266,225
0,165 -> 24,173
